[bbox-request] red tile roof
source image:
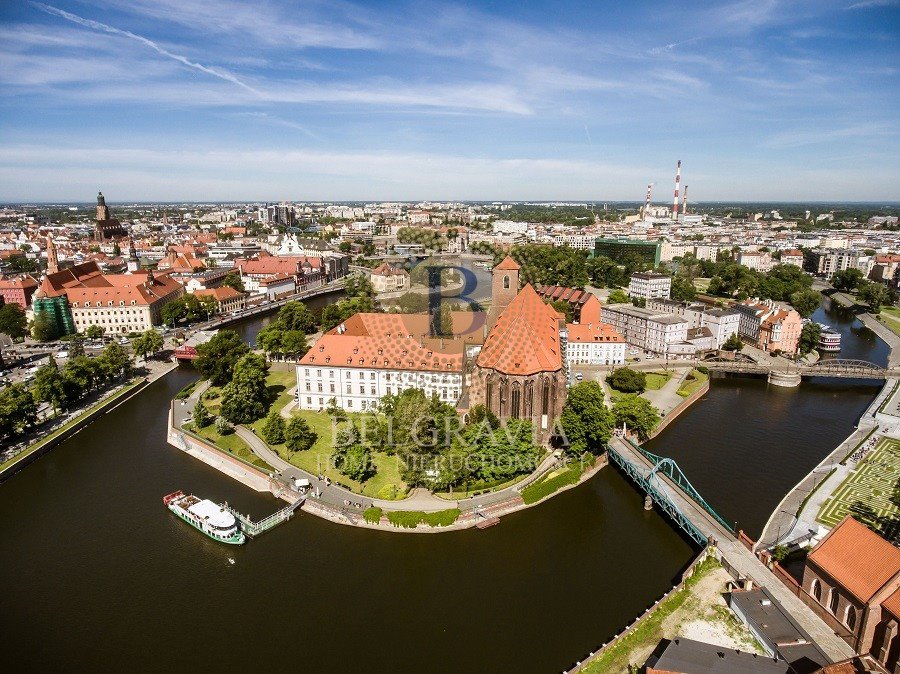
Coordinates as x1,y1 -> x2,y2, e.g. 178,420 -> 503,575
299,311 -> 485,372
808,517 -> 900,603
495,255 -> 520,271
566,322 -> 624,343
477,284 -> 563,375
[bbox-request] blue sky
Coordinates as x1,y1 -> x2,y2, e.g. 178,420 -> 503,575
0,0 -> 898,202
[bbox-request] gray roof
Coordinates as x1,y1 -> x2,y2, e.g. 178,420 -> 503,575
645,637 -> 789,674
728,588 -> 830,672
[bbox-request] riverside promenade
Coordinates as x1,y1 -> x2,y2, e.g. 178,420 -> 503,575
168,378 -> 606,532
757,310 -> 900,552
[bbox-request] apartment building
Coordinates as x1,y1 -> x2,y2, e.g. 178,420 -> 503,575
628,272 -> 671,301
600,304 -> 689,356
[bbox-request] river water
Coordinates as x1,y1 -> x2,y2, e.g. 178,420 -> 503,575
644,296 -> 887,538
0,291 -> 883,672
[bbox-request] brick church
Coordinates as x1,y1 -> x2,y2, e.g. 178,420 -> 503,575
463,256 -> 568,440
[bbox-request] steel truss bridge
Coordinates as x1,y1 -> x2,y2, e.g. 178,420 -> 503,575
606,438 -> 734,546
701,357 -> 899,380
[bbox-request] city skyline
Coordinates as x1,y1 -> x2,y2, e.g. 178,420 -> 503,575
1,0 -> 898,201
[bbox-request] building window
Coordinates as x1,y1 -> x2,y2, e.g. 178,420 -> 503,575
812,579 -> 821,602
846,606 -> 857,632
503,275 -> 510,289
829,589 -> 840,614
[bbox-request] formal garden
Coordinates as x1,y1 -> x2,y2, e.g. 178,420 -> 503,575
818,437 -> 900,541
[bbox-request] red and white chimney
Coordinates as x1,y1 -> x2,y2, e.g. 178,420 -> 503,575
642,183 -> 653,218
672,160 -> 682,220
682,185 -> 689,217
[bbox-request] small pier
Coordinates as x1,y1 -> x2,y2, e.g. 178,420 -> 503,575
225,497 -> 305,538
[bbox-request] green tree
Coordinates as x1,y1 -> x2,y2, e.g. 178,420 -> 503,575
61,355 -> 101,398
68,337 -> 85,359
670,275 -> 697,302
261,408 -> 286,444
285,416 -> 318,453
275,301 -> 317,333
85,324 -> 105,340
799,322 -> 822,355
606,367 -> 647,393
612,395 -> 660,441
0,383 -> 38,438
222,271 -> 245,293
722,333 -> 744,352
559,381 -> 615,455
789,289 -> 821,318
607,288 -> 629,304
215,415 -> 233,435
193,400 -> 212,428
0,303 -> 28,339
194,330 -> 249,386
219,353 -> 269,424
97,341 -> 132,381
132,328 -> 164,361
32,360 -> 68,414
859,282 -> 891,313
31,313 -> 58,342
831,268 -> 864,292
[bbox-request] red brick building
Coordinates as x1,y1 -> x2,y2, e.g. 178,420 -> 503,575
0,274 -> 38,309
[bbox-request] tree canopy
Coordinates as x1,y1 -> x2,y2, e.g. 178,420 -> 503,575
560,381 -> 614,455
612,395 -> 660,441
0,303 -> 28,339
606,368 -> 646,393
195,329 -> 249,386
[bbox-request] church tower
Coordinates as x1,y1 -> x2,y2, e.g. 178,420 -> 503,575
487,255 -> 520,329
46,235 -> 59,274
96,191 -> 110,221
126,236 -> 139,272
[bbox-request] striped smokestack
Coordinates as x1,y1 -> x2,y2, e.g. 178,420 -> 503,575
642,183 -> 653,218
672,160 -> 682,220
682,185 -> 689,216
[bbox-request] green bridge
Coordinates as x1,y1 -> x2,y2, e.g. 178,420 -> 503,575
606,438 -> 734,546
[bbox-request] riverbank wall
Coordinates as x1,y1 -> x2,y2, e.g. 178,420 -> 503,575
647,379 -> 711,440
564,547 -> 714,673
0,378 -> 151,483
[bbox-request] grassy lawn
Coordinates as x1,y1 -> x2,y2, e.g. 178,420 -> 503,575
249,405 -> 409,500
0,378 -> 145,473
677,369 -> 709,398
693,277 -> 711,293
187,422 -> 275,472
521,463 -> 586,505
644,371 -> 671,390
878,307 -> 900,338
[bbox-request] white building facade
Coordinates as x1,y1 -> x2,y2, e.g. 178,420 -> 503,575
628,272 -> 671,301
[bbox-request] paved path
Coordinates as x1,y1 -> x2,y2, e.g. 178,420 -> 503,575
233,424 -> 563,514
642,369 -> 690,416
609,436 -> 855,664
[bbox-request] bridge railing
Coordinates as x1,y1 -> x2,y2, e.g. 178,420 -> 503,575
625,438 -> 735,534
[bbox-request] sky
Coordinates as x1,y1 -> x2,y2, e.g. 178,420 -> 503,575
0,0 -> 898,202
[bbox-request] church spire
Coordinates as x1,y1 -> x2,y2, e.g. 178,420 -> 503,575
46,235 -> 59,274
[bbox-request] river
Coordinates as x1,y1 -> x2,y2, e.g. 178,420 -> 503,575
0,292 -> 883,672
644,296 -> 887,538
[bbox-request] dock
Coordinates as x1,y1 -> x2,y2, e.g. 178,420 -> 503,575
475,516 -> 500,529
224,497 -> 305,538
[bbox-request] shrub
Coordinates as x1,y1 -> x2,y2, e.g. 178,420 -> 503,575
385,509 -> 460,528
606,367 -> 646,393
363,507 -> 383,524
215,416 -> 233,435
175,380 -> 199,400
521,466 -> 584,505
696,365 -> 709,375
422,509 -> 460,527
